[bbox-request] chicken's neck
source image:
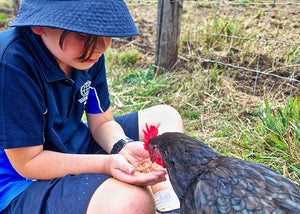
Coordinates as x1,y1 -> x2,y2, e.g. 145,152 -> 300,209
161,138 -> 220,201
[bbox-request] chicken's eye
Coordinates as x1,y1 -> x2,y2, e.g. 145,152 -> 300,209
153,145 -> 160,156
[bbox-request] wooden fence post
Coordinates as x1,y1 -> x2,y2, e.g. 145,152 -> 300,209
155,0 -> 183,71
13,0 -> 20,15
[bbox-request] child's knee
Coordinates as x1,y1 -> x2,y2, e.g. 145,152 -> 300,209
157,105 -> 183,129
160,105 -> 182,119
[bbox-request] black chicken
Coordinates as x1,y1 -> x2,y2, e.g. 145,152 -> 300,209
143,125 -> 300,214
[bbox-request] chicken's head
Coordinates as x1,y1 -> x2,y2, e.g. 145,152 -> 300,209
143,124 -> 165,168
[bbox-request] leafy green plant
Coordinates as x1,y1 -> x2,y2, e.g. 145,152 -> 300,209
123,66 -> 154,84
287,46 -> 299,63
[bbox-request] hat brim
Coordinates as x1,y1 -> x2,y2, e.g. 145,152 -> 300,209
9,0 -> 140,37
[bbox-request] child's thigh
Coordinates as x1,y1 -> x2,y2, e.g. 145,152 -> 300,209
87,177 -> 155,214
3,173 -> 111,214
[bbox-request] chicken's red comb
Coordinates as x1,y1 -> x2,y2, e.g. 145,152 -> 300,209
143,123 -> 158,151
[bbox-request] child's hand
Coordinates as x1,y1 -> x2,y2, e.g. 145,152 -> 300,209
120,141 -> 166,172
108,153 -> 166,186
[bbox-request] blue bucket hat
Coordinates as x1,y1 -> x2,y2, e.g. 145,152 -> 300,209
9,0 -> 140,37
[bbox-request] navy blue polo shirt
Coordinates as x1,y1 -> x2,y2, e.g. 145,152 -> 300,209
0,27 -> 111,211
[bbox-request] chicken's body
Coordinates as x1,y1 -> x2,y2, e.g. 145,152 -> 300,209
147,132 -> 300,214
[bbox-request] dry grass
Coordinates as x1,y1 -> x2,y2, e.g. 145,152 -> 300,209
105,45 -> 300,185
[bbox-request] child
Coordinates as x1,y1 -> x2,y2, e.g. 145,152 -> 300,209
0,0 -> 183,213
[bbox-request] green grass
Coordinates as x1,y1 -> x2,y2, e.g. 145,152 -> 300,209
105,47 -> 300,185
257,97 -> 300,176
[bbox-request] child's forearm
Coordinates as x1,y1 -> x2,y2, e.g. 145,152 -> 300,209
90,120 -> 129,153
87,109 -> 130,153
5,146 -> 113,180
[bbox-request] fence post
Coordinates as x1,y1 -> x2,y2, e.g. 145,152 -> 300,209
13,0 -> 20,15
155,0 -> 183,71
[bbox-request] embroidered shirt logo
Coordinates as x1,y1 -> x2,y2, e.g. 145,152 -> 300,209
78,80 -> 91,104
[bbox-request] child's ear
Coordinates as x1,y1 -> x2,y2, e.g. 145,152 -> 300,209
31,26 -> 45,35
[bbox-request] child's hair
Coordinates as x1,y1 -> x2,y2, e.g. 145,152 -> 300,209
59,31 -> 98,62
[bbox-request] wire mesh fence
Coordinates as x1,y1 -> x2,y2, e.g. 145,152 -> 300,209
1,0 -> 299,97
112,1 -> 158,49
114,0 -> 300,97
181,0 -> 300,97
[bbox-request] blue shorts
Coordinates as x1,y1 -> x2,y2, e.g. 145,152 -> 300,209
1,111 -> 139,214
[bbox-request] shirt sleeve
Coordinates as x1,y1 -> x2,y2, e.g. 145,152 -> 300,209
85,55 -> 110,114
0,61 -> 46,149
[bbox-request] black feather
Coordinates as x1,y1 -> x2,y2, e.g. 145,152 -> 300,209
148,132 -> 300,214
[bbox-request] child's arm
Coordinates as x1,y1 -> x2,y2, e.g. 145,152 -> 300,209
5,141 -> 165,186
4,108 -> 123,180
5,107 -> 166,185
5,145 -> 116,180
86,107 -> 130,153
5,146 -> 165,185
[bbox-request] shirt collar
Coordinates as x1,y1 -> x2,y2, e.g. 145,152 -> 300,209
21,27 -> 70,82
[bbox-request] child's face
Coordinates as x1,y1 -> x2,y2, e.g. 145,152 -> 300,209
32,27 -> 112,73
